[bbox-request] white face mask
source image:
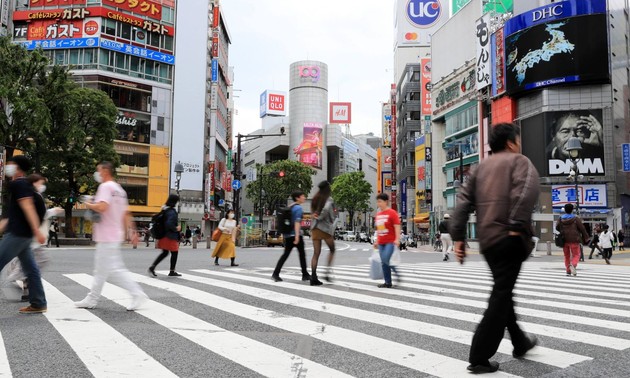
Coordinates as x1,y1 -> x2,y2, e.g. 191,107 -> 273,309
93,171 -> 103,183
228,214 -> 235,219
5,165 -> 17,178
37,184 -> 46,193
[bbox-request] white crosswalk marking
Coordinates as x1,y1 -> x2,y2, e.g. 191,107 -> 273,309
180,269 -> 589,368
42,280 -> 177,378
0,260 -> 626,377
65,274 -> 350,378
129,273 -> 511,378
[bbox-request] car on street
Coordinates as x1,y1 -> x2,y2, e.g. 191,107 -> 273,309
267,230 -> 284,247
358,232 -> 370,242
342,231 -> 356,242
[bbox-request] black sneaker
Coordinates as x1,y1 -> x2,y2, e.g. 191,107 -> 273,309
271,275 -> 283,282
513,335 -> 538,358
377,283 -> 393,288
301,274 -> 311,281
467,361 -> 499,373
310,278 -> 323,286
168,271 -> 182,277
148,267 -> 157,277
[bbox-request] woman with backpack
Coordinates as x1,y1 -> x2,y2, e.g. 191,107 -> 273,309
148,194 -> 182,277
212,209 -> 240,266
310,181 -> 336,286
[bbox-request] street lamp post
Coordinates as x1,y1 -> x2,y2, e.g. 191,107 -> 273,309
174,162 -> 184,214
565,137 -> 583,215
258,164 -> 264,228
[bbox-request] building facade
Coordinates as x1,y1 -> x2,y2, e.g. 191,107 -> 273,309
171,0 -> 232,231
11,0 -> 177,228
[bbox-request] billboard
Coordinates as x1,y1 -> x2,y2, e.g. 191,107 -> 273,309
504,0 -> 609,94
100,39 -> 175,65
552,184 -> 607,208
329,102 -> 352,124
30,0 -> 85,6
420,58 -> 432,115
382,103 -> 392,148
102,0 -> 162,20
395,0 -> 450,47
259,90 -> 287,117
521,109 -> 605,177
294,122 -> 323,169
25,18 -> 100,40
490,28 -> 506,97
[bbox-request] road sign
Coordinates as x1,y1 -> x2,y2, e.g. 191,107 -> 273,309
218,199 -> 225,206
232,180 -> 242,190
241,217 -> 248,224
623,143 -> 630,172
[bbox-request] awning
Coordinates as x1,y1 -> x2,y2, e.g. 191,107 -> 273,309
414,213 -> 430,223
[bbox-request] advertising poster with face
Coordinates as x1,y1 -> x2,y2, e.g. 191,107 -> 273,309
293,122 -> 323,169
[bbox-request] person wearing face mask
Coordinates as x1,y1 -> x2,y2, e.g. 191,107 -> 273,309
74,161 -> 148,311
5,174 -> 63,301
148,194 -> 182,277
211,209 -> 240,266
0,156 -> 48,313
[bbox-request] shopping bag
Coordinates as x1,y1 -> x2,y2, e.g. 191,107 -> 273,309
390,249 -> 401,266
369,249 -> 383,280
212,228 -> 222,242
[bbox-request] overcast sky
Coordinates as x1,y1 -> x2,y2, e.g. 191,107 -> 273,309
220,0 -> 394,138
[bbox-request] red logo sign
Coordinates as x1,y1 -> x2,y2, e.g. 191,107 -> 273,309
268,94 -> 285,111
102,0 -> 162,21
84,20 -> 99,35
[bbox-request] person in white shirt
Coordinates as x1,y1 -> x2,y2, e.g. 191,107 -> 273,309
598,224 -> 615,264
212,209 -> 240,266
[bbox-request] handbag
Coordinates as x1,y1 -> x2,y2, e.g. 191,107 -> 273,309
211,228 -> 221,242
369,249 -> 383,280
554,233 -> 565,248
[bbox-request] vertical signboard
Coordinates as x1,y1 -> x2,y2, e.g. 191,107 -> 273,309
420,58 -> 432,116
1,0 -> 9,33
382,103 -> 392,148
491,28 -> 506,97
294,122 -> 323,169
401,179 -> 407,222
476,13 -> 491,90
622,143 -> 630,172
390,84 -> 397,210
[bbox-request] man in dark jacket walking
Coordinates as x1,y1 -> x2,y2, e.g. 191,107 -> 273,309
556,204 -> 589,276
451,123 -> 539,374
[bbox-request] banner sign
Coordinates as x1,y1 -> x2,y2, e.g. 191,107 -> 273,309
490,28 -> 506,97
100,39 -> 175,65
622,143 -> 630,172
30,0 -> 85,6
401,179 -> 407,220
420,58 -> 432,115
211,58 -> 218,83
475,13 -> 491,90
17,37 -> 98,50
552,184 -> 607,208
102,0 -> 162,21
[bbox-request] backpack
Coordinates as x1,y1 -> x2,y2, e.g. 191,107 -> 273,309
150,209 -> 169,239
277,203 -> 297,234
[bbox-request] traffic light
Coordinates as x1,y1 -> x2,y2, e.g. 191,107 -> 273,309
269,171 -> 286,178
69,190 -> 75,204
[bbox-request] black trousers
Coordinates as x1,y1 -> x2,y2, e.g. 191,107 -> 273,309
273,236 -> 308,277
469,236 -> 530,365
47,231 -> 59,247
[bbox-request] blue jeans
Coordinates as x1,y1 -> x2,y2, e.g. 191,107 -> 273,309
0,233 -> 47,308
379,243 -> 398,285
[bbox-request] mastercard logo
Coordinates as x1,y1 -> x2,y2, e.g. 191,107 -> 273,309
405,32 -> 418,41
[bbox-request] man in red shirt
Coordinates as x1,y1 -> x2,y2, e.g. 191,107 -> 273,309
373,193 -> 401,288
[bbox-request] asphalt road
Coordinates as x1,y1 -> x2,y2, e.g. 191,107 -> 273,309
0,240 -> 628,377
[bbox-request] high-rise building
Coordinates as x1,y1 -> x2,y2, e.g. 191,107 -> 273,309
171,0 -> 232,230
11,0 -> 177,230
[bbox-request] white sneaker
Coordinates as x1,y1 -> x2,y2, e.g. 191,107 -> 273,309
126,293 -> 148,311
569,264 -> 577,276
74,297 -> 98,309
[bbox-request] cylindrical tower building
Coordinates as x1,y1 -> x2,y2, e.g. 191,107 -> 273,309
289,61 -> 329,196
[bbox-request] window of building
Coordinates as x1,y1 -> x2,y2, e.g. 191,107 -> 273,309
445,104 -> 478,136
116,112 -> 151,144
119,152 -> 149,174
99,83 -> 151,113
409,92 -> 421,101
411,71 -> 421,82
54,50 -> 66,65
158,116 -> 165,131
86,0 -> 99,3
162,7 -> 175,23
164,35 -> 174,51
119,22 -> 132,40
102,19 -> 116,36
122,185 -> 148,206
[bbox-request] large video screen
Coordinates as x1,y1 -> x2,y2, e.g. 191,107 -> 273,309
505,14 -> 609,94
521,109 -> 605,177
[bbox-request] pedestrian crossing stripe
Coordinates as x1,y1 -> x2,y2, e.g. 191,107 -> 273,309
177,270 -> 588,369
124,272 -> 499,378
65,274 -> 350,378
0,261 -> 624,377
323,266 -> 630,319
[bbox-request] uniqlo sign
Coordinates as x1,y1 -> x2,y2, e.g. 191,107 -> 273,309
259,90 -> 286,117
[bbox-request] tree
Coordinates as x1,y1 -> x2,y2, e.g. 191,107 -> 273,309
34,68 -> 119,237
0,37 -> 51,211
246,160 -> 314,215
331,171 -> 372,231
